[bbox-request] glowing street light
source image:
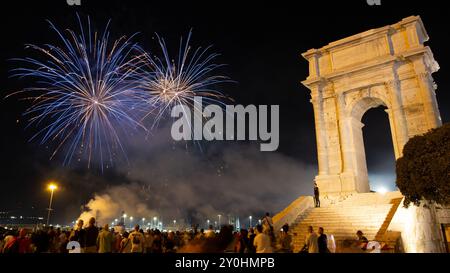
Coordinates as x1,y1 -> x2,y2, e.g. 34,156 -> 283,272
46,183 -> 58,226
218,214 -> 222,228
249,216 -> 252,228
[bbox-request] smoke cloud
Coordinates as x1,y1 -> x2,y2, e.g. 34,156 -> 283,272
73,124 -> 316,228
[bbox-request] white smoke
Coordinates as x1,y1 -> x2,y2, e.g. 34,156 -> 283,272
73,124 -> 317,227
77,184 -> 157,227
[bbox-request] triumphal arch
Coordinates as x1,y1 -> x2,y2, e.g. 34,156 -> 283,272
302,16 -> 442,195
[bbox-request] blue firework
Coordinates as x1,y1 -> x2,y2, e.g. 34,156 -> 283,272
135,30 -> 231,128
9,15 -> 147,169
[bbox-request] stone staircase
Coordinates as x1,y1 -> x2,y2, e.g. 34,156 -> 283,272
290,191 -> 403,252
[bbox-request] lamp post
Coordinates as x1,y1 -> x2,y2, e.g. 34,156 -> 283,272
46,183 -> 58,226
249,216 -> 252,228
153,217 -> 157,229
218,214 -> 221,228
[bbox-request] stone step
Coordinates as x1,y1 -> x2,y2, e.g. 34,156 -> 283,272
294,219 -> 387,225
283,192 -> 403,252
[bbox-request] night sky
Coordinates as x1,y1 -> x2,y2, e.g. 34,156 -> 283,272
1,0 -> 449,225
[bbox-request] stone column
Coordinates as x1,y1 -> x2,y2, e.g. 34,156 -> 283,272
310,85 -> 329,176
412,57 -> 442,129
336,92 -> 351,173
335,92 -> 359,193
385,108 -> 401,159
386,77 -> 409,157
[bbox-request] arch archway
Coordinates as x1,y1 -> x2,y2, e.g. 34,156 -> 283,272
301,16 -> 442,195
361,105 -> 397,192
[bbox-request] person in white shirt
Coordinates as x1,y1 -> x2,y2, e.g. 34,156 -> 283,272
253,225 -> 273,253
128,225 -> 145,253
303,226 -> 319,253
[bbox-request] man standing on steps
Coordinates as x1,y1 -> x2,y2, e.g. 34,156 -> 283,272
314,182 -> 320,207
302,226 -> 319,253
317,227 -> 329,253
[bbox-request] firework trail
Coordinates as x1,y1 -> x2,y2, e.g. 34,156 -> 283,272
8,15 -> 146,169
135,30 -> 231,129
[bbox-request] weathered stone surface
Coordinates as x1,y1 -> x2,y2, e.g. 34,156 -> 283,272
274,16 -> 449,253
302,16 -> 442,195
388,201 -> 447,253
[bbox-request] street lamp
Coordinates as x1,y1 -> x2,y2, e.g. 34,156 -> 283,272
249,216 -> 252,228
122,213 -> 127,226
153,216 -> 157,229
142,217 -> 146,226
46,183 -> 58,226
218,214 -> 221,228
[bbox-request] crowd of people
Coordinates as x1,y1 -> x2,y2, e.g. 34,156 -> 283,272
0,212 -> 288,253
0,212 -> 377,253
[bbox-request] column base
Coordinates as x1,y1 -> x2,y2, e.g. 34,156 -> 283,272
315,172 -> 370,196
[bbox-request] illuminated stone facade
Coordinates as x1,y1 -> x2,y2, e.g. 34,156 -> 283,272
301,16 -> 442,195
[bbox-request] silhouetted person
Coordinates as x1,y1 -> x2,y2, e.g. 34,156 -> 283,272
356,230 -> 369,251
314,182 -> 320,207
69,219 -> 85,250
317,227 -> 329,253
83,217 -> 99,253
278,224 -> 293,253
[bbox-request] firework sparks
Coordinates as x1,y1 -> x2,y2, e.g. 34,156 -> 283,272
8,15 -> 146,169
136,30 -> 231,129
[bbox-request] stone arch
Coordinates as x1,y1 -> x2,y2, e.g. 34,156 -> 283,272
349,95 -> 388,121
346,96 -> 389,192
301,16 -> 442,195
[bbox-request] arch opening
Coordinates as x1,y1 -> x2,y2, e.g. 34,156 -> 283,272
361,105 -> 397,192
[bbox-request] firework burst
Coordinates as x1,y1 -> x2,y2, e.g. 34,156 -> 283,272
136,31 -> 231,128
8,15 -> 146,169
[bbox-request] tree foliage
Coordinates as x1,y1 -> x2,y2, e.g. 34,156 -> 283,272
396,123 -> 450,207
